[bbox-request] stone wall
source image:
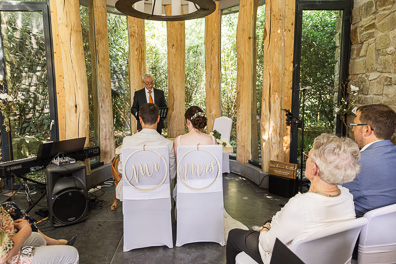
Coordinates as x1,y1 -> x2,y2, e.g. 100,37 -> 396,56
349,0 -> 396,112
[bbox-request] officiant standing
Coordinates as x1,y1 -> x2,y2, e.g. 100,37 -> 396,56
131,74 -> 167,134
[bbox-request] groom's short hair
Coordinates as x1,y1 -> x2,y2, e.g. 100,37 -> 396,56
358,104 -> 396,140
139,103 -> 159,125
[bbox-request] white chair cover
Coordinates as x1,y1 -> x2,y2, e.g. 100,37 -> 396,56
235,252 -> 259,264
290,218 -> 368,264
213,116 -> 232,173
122,146 -> 173,251
358,204 -> 396,264
176,145 -> 225,246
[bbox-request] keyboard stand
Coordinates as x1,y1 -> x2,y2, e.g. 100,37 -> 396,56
7,172 -> 47,214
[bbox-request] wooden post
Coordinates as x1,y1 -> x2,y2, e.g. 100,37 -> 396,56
49,0 -> 65,140
52,0 -> 89,142
88,0 -> 99,146
128,17 -> 146,134
251,0 -> 259,160
166,6 -> 185,138
92,0 -> 115,163
205,1 -> 221,132
236,0 -> 258,163
261,0 -> 295,172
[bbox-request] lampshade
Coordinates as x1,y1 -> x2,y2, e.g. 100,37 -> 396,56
115,0 -> 216,21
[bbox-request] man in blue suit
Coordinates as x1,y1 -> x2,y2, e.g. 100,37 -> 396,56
131,74 -> 167,134
343,104 -> 396,217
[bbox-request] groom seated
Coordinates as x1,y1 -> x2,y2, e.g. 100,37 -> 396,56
117,103 -> 176,198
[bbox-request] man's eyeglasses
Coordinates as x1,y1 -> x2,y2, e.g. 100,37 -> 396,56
349,123 -> 374,130
302,152 -> 309,161
144,82 -> 154,86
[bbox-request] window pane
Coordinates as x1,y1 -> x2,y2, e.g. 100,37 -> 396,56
1,11 -> 51,160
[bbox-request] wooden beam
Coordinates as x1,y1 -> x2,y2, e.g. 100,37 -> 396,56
92,0 -> 115,163
49,0 -> 65,140
52,0 -> 89,143
236,0 -> 258,163
166,6 -> 185,138
205,1 -> 221,132
282,0 -> 295,161
128,16 -> 146,134
251,0 -> 259,160
261,0 -> 295,172
88,0 -> 99,146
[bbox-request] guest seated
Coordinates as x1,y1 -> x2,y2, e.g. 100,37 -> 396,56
226,134 -> 361,264
173,106 -> 216,158
1,202 -> 76,246
116,103 -> 176,203
0,202 -> 79,264
343,104 -> 396,217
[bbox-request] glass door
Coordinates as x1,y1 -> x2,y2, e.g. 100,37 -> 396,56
0,2 -> 57,162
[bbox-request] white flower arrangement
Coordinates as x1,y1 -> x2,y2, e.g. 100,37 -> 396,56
335,84 -> 359,116
210,130 -> 232,147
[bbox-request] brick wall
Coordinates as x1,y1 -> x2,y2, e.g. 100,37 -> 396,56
349,0 -> 396,112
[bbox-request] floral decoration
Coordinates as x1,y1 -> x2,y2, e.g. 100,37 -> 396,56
210,130 -> 231,147
334,84 -> 359,116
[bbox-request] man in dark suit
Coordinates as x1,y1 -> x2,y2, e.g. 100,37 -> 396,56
343,104 -> 396,217
131,74 -> 167,134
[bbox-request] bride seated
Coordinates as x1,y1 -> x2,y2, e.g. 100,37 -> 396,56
174,106 -> 216,158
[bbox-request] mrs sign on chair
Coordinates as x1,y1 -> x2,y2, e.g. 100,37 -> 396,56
176,145 -> 225,246
213,116 -> 232,173
122,146 -> 173,251
358,204 -> 396,264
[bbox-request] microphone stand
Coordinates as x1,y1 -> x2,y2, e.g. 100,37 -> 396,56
281,108 -> 303,193
299,88 -> 307,193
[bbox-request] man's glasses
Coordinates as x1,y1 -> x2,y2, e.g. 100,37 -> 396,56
302,152 -> 309,161
144,82 -> 154,86
349,123 -> 374,130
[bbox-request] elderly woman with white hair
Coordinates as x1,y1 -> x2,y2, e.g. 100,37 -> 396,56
226,133 -> 361,264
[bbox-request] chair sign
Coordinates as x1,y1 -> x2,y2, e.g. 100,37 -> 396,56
121,145 -> 173,251
176,144 -> 225,247
177,144 -> 221,191
123,145 -> 168,192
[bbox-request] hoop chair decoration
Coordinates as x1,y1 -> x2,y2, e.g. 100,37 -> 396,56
121,145 -> 173,251
290,218 -> 368,264
358,204 -> 396,264
213,116 -> 232,173
122,145 -> 169,200
177,144 -> 222,192
176,145 -> 225,246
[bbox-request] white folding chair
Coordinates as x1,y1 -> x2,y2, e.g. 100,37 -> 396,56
213,116 -> 232,173
235,252 -> 259,264
122,146 -> 173,251
290,218 -> 368,264
358,204 -> 396,264
176,145 -> 225,246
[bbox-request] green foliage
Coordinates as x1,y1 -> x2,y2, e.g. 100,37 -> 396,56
299,10 -> 339,154
221,13 -> 238,146
1,12 -> 51,159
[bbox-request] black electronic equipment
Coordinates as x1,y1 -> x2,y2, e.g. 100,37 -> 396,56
46,163 -> 89,227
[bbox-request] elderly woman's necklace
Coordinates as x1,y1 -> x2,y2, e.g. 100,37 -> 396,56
313,188 -> 341,197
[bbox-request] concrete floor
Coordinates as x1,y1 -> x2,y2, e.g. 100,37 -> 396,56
1,173 -> 289,264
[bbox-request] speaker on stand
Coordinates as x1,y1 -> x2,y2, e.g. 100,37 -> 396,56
46,163 -> 89,227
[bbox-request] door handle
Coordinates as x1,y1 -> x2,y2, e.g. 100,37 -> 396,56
50,120 -> 55,131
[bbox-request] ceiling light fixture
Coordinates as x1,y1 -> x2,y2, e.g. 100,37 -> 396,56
115,0 -> 216,21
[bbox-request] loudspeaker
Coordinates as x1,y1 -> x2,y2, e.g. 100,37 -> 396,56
269,175 -> 297,198
46,163 -> 89,227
